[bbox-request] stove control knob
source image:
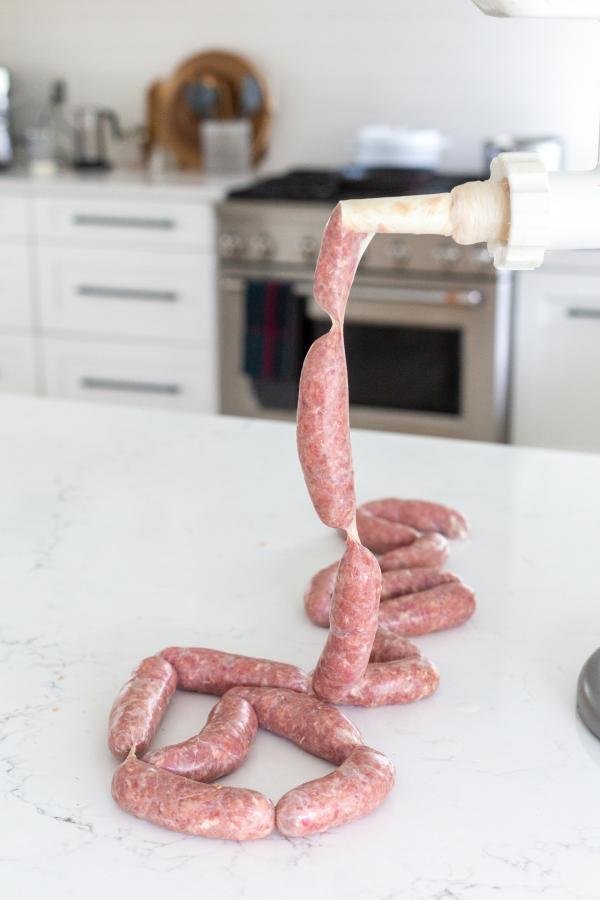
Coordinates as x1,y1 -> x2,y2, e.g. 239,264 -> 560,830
219,232 -> 246,259
390,241 -> 411,265
250,232 -> 276,260
433,244 -> 461,266
299,235 -> 319,262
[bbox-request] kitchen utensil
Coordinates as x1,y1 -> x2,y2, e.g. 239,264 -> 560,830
577,648 -> 600,740
146,49 -> 272,169
72,106 -> 123,170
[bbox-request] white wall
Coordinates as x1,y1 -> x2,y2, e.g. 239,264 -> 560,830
2,0 -> 599,172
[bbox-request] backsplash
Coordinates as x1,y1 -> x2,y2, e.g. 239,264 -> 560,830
2,0 -> 598,172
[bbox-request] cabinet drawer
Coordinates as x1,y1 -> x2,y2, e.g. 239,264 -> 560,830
0,334 -> 37,393
0,242 -> 32,328
34,197 -> 213,248
38,246 -> 215,342
512,271 -> 600,451
0,195 -> 29,237
41,338 -> 215,412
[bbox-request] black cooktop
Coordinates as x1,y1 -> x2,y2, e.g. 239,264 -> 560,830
227,167 -> 483,203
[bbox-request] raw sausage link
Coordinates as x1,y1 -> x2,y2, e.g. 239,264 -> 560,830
356,506 -> 418,554
359,498 -> 470,548
160,646 -> 310,695
275,745 -> 394,837
379,532 -> 449,571
304,559 -> 339,627
378,582 -> 476,636
144,693 -> 257,782
313,204 -> 373,323
333,657 -> 439,708
381,567 -> 459,601
311,538 -> 382,702
369,627 -> 421,663
228,686 -> 363,765
304,560 -> 458,627
108,655 -> 177,760
296,327 -> 356,530
112,754 -> 274,841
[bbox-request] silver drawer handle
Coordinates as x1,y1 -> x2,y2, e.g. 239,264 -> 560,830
80,376 -> 181,396
567,307 -> 600,320
77,285 -> 178,303
72,214 -> 176,230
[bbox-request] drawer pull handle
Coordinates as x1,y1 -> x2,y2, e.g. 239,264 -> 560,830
80,376 -> 181,396
77,285 -> 178,303
72,214 -> 176,230
567,307 -> 600,320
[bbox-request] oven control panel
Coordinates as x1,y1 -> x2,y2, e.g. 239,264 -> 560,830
218,202 -> 498,276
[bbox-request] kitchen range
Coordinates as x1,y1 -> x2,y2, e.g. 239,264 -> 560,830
218,169 -> 513,442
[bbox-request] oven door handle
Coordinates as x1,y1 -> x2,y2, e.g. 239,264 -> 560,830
219,277 -> 482,308
291,282 -> 482,308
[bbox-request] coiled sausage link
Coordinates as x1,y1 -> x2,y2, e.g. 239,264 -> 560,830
228,686 -> 363,765
304,560 -> 460,627
112,754 -> 274,841
160,646 -> 310,695
108,655 -> 177,760
379,532 -> 449,571
311,537 -> 381,703
276,745 -> 394,837
332,656 -> 440,708
378,582 -> 476,636
144,692 -> 258,782
357,498 -> 470,553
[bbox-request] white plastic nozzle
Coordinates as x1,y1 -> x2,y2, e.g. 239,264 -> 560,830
340,153 -> 600,272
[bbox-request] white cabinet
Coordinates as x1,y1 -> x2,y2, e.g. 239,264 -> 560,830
512,267 -> 600,451
0,242 -> 32,328
37,246 -> 215,342
33,197 -> 213,249
0,195 -> 29,237
0,178 -> 224,414
0,334 -> 37,393
41,338 -> 214,411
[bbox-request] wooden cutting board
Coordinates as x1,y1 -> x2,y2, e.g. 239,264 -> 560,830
146,49 -> 272,169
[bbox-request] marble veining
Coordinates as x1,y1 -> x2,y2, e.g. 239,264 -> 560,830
2,395 -> 600,899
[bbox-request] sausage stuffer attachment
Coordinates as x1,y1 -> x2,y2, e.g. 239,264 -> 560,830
339,152 -> 600,272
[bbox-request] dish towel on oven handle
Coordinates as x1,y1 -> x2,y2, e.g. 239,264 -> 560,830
243,280 -> 303,381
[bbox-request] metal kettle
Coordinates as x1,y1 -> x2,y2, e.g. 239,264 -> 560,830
72,106 -> 122,170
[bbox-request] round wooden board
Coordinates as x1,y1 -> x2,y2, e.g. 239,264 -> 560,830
154,49 -> 272,169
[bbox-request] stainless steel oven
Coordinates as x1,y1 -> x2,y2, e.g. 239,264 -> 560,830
218,200 -> 513,442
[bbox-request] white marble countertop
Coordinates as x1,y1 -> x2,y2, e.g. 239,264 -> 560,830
2,395 -> 600,900
0,166 -> 256,202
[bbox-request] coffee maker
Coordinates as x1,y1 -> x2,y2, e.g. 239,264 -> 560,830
0,66 -> 13,168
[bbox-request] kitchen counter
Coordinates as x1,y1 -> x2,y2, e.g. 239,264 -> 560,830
2,395 -> 600,900
0,165 -> 254,202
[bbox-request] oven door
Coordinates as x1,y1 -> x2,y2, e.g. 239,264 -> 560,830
219,273 -> 512,442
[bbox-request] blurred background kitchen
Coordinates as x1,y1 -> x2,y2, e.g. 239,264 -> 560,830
0,0 -> 598,451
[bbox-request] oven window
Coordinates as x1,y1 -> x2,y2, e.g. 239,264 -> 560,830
246,301 -> 462,416
309,320 -> 461,415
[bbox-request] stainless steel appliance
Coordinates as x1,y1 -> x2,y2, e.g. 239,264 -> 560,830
0,67 -> 13,167
72,106 -> 122,170
218,169 -> 513,442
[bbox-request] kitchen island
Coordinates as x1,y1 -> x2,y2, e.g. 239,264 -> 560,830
1,394 -> 599,900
